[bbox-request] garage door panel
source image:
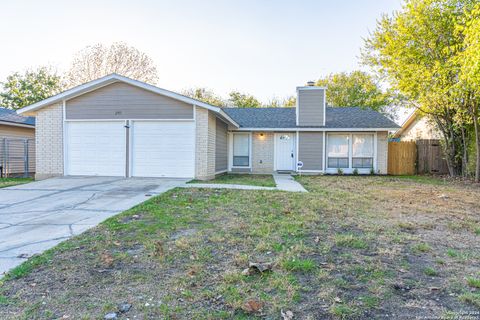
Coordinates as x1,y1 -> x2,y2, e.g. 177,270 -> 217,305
131,121 -> 195,178
66,122 -> 126,176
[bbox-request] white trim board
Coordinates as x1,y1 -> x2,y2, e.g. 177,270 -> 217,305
64,119 -> 195,122
0,121 -> 35,129
234,128 -> 397,132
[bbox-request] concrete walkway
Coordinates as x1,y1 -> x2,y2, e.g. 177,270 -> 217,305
185,174 -> 307,193
0,176 -> 188,275
273,174 -> 308,192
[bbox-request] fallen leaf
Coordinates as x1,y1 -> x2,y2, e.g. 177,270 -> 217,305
334,297 -> 342,303
281,309 -> 294,320
100,252 -> 114,267
242,300 -> 263,313
248,262 -> 273,273
154,241 -> 164,257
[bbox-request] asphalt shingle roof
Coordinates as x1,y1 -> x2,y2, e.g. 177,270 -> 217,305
223,107 -> 399,129
0,107 -> 35,126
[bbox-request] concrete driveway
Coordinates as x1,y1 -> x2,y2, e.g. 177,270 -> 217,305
0,176 -> 188,275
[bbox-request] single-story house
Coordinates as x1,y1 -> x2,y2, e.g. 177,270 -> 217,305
0,107 -> 35,176
17,74 -> 399,180
393,110 -> 441,141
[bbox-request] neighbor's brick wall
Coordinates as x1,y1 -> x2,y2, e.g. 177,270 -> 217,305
377,131 -> 388,174
195,107 -> 216,180
35,103 -> 64,180
252,132 -> 274,174
207,111 -> 216,177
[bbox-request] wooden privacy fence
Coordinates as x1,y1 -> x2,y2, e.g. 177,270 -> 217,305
388,141 -> 417,175
416,139 -> 449,174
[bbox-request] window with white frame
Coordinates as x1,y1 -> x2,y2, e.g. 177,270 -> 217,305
352,134 -> 374,168
327,134 -> 349,168
233,133 -> 250,167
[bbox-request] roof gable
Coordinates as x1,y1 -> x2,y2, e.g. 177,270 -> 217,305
16,74 -> 238,127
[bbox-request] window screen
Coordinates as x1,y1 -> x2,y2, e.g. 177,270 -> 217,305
233,134 -> 250,166
352,134 -> 374,168
327,134 -> 349,168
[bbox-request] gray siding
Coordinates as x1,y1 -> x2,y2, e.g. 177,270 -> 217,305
66,82 -> 193,120
298,132 -> 324,170
297,88 -> 325,126
215,118 -> 228,172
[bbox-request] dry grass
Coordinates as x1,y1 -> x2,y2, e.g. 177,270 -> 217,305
0,175 -> 479,319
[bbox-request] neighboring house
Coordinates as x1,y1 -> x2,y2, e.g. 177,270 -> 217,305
0,107 -> 36,176
17,74 -> 399,180
393,111 -> 441,141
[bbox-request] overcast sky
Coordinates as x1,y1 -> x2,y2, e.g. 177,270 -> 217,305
0,0 -> 402,103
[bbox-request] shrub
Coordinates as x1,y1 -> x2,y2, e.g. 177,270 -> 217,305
337,168 -> 344,175
353,168 -> 359,175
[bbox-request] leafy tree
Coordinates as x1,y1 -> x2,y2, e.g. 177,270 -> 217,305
182,87 -> 225,106
266,96 -> 297,108
315,71 -> 396,117
456,3 -> 480,181
65,42 -> 158,87
0,67 -> 64,110
362,0 -> 477,177
228,91 -> 262,108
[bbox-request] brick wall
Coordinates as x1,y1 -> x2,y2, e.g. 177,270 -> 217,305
252,132 -> 274,173
377,131 -> 388,174
35,103 -> 63,180
195,107 -> 216,180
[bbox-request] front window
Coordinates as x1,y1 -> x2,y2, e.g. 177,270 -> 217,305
352,134 -> 374,168
233,133 -> 250,166
327,134 -> 349,168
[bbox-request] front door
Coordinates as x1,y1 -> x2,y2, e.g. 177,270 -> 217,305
275,133 -> 296,171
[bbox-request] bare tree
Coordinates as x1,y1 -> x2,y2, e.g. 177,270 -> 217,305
65,42 -> 159,88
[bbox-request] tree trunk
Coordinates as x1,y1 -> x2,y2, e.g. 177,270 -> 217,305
461,127 -> 469,178
473,105 -> 480,183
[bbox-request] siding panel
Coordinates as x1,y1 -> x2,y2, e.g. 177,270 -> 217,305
66,82 -> 193,120
215,118 -> 228,172
297,89 -> 325,126
298,132 -> 324,170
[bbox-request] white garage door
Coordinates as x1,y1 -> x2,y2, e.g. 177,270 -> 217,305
130,121 -> 195,178
66,121 -> 126,176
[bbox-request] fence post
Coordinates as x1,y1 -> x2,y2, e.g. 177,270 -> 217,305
24,139 -> 29,178
4,138 -> 8,177
0,138 -> 4,178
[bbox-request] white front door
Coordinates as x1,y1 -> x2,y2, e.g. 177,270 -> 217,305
275,133 -> 296,171
130,121 -> 195,178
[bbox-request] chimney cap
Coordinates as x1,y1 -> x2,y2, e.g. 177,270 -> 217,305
306,80 -> 315,86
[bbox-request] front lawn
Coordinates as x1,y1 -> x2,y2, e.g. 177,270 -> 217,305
189,173 -> 276,187
1,176 -> 479,319
0,178 -> 32,189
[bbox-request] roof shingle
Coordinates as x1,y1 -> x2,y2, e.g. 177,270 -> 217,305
0,107 -> 35,126
222,107 -> 399,129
